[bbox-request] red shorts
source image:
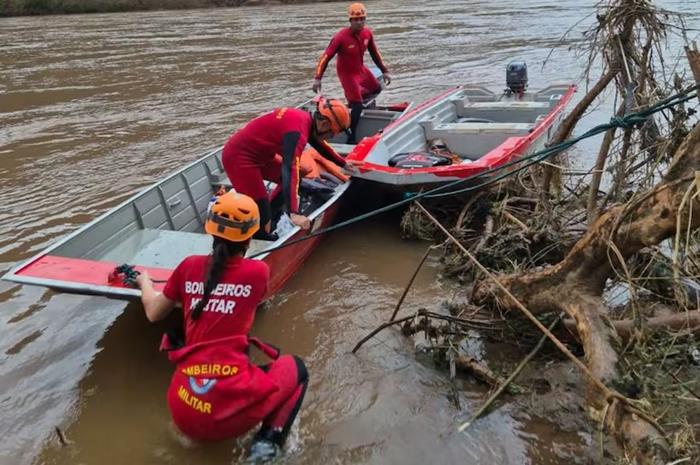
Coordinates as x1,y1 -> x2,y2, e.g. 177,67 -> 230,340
339,66 -> 381,104
222,152 -> 281,202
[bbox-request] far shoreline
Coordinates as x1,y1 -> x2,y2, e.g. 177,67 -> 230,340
0,0 -> 335,18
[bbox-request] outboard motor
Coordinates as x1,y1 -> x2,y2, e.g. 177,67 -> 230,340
506,61 -> 528,96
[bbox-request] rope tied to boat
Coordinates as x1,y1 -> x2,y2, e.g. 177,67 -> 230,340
608,114 -> 647,129
107,264 -> 167,287
246,83 -> 699,258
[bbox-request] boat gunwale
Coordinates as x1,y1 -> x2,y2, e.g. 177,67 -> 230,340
2,147 -> 351,297
349,83 -> 578,182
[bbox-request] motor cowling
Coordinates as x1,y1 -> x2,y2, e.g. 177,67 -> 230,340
506,61 -> 528,94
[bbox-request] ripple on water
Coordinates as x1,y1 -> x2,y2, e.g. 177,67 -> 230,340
1,1 -> 698,464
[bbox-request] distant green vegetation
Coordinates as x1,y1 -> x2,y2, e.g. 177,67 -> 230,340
0,0 -> 316,16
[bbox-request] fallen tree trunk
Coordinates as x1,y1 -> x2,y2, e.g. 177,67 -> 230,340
474,121 -> 700,463
687,41 -> 700,104
586,100 -> 626,224
541,68 -> 620,196
454,355 -> 503,387
564,308 -> 700,338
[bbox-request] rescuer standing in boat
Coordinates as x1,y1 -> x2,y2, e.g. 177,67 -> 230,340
135,192 -> 308,463
312,2 -> 391,144
222,98 -> 353,238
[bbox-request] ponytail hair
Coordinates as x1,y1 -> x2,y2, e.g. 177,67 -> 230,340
191,237 -> 248,320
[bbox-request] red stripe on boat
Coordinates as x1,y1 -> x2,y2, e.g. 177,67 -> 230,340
16,255 -> 172,291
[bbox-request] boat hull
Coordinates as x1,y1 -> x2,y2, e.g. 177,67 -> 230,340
2,97 -> 410,300
2,143 -> 351,301
6,193 -> 344,300
348,84 -> 577,191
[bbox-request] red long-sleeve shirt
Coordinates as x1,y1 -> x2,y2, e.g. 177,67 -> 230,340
314,27 -> 388,80
223,108 -> 346,214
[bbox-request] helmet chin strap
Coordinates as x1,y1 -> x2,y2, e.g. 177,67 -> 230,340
317,123 -> 333,139
311,114 -> 322,136
323,100 -> 342,133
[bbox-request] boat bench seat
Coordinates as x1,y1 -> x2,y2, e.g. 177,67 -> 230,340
209,175 -> 281,200
454,100 -> 551,124
330,143 -> 355,156
210,173 -> 232,189
357,108 -> 402,136
97,228 -> 212,268
422,121 -> 532,160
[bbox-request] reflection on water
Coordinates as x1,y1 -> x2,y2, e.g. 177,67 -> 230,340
1,0 -> 698,464
35,219 -> 585,465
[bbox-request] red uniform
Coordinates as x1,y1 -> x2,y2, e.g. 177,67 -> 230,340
314,27 -> 388,104
161,255 -> 307,441
164,255 -> 269,342
222,108 -> 346,215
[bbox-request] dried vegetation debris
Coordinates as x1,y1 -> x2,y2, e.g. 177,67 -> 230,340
401,176 -> 578,282
392,1 -> 700,462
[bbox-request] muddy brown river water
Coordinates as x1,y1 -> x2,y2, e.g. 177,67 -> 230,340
1,1 -> 699,464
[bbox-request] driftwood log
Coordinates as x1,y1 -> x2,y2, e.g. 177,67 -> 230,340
474,122 -> 700,464
564,309 -> 700,338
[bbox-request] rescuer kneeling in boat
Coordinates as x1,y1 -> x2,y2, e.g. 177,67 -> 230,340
135,192 -> 308,463
312,2 -> 391,144
222,98 -> 354,238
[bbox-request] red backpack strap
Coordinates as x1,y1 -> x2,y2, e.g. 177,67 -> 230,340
248,337 -> 280,360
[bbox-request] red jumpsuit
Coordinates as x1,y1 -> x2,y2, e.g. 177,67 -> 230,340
222,108 -> 346,217
314,27 -> 389,104
161,255 -> 307,441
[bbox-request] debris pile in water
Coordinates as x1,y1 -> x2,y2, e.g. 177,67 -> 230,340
364,1 -> 700,461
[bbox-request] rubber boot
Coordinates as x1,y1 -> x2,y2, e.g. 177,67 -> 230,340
245,440 -> 279,464
252,229 -> 278,241
347,102 -> 364,145
245,427 -> 284,463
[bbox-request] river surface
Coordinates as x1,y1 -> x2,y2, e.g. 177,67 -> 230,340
1,1 -> 699,464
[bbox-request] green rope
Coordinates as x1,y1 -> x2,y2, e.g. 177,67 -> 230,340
109,264 -> 167,287
248,84 -> 699,259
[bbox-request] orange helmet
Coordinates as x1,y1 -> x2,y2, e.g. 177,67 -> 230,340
317,98 -> 350,134
348,2 -> 366,19
205,191 -> 260,242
